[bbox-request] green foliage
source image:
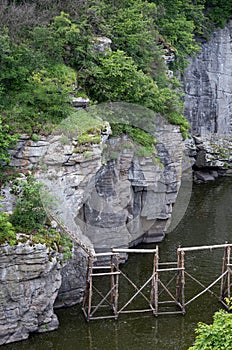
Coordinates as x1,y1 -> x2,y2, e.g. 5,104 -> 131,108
0,117 -> 18,168
77,134 -> 101,145
189,309 -> 232,349
154,0 -> 206,69
167,112 -> 190,139
0,211 -> 16,246
80,49 -> 184,121
106,0 -> 165,78
56,109 -> 108,146
0,22 -> 76,133
2,0 -> 229,143
8,176 -> 73,259
30,227 -> 73,261
205,0 -> 232,28
10,176 -> 47,232
111,124 -> 156,152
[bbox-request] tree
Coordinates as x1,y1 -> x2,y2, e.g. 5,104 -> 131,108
189,309 -> 232,349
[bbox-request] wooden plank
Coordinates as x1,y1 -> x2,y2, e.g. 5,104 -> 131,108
157,267 -> 184,272
90,286 -> 116,317
94,252 -> 119,257
178,243 -> 232,253
90,272 -> 120,277
92,266 -> 112,269
119,269 -> 153,306
159,262 -> 177,266
112,248 -> 158,254
88,315 -> 117,320
158,301 -> 176,304
156,311 -> 185,315
120,309 -> 153,314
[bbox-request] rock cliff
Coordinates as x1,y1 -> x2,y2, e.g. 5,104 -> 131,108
0,242 -> 61,345
184,20 -> 232,135
2,115 -> 187,308
184,20 -> 232,180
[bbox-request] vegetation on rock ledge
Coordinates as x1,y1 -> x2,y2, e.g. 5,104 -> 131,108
0,0 -> 231,251
1,176 -> 73,260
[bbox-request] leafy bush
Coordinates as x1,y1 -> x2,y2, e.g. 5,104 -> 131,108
9,176 -> 73,259
189,309 -> 232,349
0,211 -> 16,245
10,177 -> 47,232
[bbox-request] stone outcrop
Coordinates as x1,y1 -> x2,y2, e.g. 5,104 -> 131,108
7,124 -> 185,251
2,118 -> 187,307
0,242 -> 61,345
55,245 -> 87,307
184,20 -> 232,181
184,20 -> 232,135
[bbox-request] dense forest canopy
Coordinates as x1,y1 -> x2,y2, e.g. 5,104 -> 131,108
0,0 -> 231,158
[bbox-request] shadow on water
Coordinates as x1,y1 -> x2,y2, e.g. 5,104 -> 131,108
2,178 -> 232,350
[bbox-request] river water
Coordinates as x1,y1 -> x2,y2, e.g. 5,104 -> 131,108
2,178 -> 232,350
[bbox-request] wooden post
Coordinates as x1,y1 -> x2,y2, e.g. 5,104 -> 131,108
220,245 -> 227,300
176,248 -> 181,304
227,245 -> 231,299
180,250 -> 185,314
114,254 -> 120,319
150,248 -> 156,307
154,246 -> 159,316
110,254 -> 115,305
87,255 -> 93,321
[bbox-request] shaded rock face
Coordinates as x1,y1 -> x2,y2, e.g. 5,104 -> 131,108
78,126 -> 185,251
3,123 -> 186,307
55,245 -> 87,307
0,243 -> 61,345
184,20 -> 232,180
184,20 -> 232,135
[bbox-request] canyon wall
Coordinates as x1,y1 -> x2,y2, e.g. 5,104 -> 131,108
184,20 -> 232,180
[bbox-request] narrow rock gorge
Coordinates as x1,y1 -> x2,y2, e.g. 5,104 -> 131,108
0,19 -> 232,345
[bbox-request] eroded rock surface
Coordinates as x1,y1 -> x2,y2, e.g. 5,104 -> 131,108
0,242 -> 61,345
184,20 -> 232,135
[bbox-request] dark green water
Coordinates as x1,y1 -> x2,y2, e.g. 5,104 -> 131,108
2,178 -> 232,350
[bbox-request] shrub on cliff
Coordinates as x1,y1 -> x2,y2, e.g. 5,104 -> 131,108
0,117 -> 18,168
10,176 -> 47,232
0,211 -> 16,245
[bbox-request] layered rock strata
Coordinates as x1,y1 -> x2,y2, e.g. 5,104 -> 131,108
184,20 -> 232,135
2,121 -> 186,307
0,242 -> 61,345
184,20 -> 232,181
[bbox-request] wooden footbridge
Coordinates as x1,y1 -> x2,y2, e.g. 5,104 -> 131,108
82,244 -> 232,321
45,214 -> 232,321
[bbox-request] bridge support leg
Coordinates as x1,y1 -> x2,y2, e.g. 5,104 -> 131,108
180,251 -> 185,314
151,246 -> 159,316
220,245 -> 231,308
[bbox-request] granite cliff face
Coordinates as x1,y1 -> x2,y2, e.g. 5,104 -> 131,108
0,242 -> 61,345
